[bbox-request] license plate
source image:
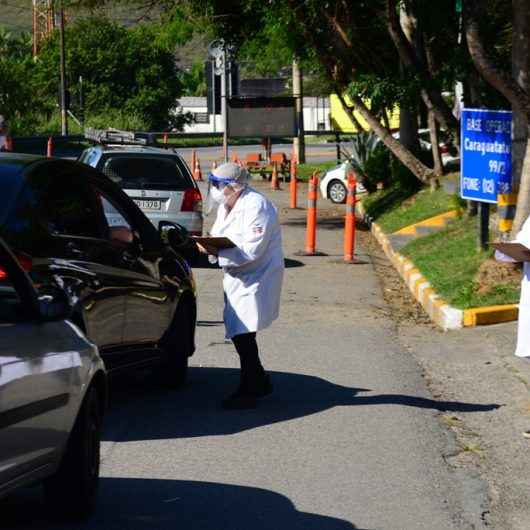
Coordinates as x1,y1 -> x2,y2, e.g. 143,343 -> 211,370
134,199 -> 161,210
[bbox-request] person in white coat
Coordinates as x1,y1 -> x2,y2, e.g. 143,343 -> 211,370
196,162 -> 284,409
495,216 -> 530,357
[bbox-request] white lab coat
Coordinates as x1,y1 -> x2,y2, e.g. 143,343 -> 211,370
210,187 -> 284,339
496,216 -> 530,357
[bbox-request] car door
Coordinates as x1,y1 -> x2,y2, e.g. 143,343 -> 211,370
90,180 -> 174,354
0,239 -> 75,490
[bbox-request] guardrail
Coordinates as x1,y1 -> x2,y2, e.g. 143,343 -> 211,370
10,130 -> 356,160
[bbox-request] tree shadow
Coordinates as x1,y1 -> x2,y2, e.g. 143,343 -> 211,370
1,477 -> 369,530
104,367 -> 501,442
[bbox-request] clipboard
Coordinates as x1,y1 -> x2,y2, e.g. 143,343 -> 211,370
191,236 -> 236,250
492,242 -> 530,262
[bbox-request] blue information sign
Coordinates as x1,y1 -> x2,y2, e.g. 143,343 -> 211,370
460,108 -> 512,203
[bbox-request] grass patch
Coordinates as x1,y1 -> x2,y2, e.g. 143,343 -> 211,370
297,161 -> 337,181
362,173 -> 463,233
400,216 -> 520,309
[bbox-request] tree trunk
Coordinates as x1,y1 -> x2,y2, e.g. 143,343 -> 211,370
428,109 -> 444,178
338,93 -> 434,183
511,0 -> 530,233
398,2 -> 421,154
386,0 -> 459,135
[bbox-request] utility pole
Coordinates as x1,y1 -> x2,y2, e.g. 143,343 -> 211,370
292,58 -> 306,163
58,3 -> 68,136
221,47 -> 228,162
32,0 -> 55,57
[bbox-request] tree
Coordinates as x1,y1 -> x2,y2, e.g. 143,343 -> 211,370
34,17 -> 184,130
0,30 -> 43,133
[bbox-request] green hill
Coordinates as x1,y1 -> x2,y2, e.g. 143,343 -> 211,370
0,0 -> 163,33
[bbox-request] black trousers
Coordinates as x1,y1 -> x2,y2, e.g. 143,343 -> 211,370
232,332 -> 265,392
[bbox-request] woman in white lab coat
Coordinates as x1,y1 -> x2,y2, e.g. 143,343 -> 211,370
196,162 -> 284,409
495,216 -> 530,357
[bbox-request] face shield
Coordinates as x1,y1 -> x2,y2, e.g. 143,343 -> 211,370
205,163 -> 250,214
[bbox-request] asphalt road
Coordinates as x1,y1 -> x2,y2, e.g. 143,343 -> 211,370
3,183 -> 495,529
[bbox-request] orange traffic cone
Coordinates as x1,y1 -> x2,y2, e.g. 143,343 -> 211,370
271,162 -> 280,190
46,136 -> 53,158
190,149 -> 197,173
194,157 -> 203,182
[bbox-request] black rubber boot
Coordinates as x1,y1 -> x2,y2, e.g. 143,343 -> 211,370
222,388 -> 257,410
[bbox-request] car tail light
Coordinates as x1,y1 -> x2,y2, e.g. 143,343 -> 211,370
0,253 -> 33,280
181,188 -> 203,212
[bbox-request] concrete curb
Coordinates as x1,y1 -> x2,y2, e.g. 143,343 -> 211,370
370,222 -> 464,330
360,204 -> 519,330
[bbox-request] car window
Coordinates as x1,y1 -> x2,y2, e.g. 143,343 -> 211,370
101,155 -> 191,191
21,163 -> 104,239
92,187 -> 140,246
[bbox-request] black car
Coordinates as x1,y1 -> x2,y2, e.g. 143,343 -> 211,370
0,153 -> 196,385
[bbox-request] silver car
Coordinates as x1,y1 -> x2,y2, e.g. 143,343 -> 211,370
0,237 -> 107,518
79,144 -> 203,236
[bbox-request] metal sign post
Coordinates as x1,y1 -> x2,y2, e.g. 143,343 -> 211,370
460,108 -> 512,250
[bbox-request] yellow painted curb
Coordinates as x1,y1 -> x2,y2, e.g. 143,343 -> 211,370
370,216 -> 519,330
463,305 -> 519,327
393,210 -> 459,235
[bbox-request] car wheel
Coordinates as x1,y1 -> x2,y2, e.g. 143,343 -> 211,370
328,180 -> 347,204
44,386 -> 101,520
160,298 -> 195,388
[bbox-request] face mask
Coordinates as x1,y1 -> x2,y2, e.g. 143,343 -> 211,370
209,186 -> 225,204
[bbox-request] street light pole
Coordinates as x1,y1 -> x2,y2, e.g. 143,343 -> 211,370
58,3 -> 68,136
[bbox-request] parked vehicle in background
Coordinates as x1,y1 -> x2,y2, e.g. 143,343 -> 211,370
0,153 -> 197,387
320,162 -> 367,204
79,130 -> 203,236
0,235 -> 106,518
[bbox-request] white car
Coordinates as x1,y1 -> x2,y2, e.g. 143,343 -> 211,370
320,162 -> 367,204
0,237 -> 107,519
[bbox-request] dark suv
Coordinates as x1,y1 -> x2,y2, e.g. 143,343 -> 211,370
0,153 -> 196,385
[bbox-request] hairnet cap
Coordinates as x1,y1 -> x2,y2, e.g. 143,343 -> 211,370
210,162 -> 250,186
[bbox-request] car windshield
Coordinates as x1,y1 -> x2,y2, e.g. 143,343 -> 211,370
101,155 -> 190,191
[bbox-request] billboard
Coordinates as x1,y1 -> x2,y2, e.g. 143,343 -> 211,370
227,97 -> 297,138
460,108 -> 512,203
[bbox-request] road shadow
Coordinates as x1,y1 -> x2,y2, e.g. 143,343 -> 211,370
284,257 -> 305,268
282,217 -> 345,231
103,367 -> 500,442
2,477 -> 368,530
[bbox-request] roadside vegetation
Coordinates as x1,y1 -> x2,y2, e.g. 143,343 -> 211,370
400,216 -> 520,309
363,174 -> 459,233
360,169 -> 520,309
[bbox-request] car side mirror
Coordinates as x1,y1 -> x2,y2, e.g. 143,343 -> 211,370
159,221 -> 190,249
38,289 -> 72,321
